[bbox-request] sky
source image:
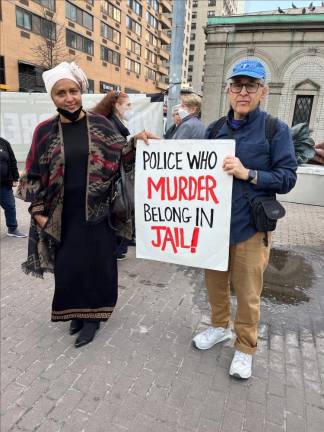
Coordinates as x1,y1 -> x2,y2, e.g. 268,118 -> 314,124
245,0 -> 323,12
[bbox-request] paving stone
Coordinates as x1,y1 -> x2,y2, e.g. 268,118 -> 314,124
266,395 -> 284,426
286,413 -> 305,432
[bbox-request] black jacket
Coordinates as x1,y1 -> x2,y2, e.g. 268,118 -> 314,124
0,137 -> 19,187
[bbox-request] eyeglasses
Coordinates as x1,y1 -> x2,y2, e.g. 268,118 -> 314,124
229,82 -> 264,94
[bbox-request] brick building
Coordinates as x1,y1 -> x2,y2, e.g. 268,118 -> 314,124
202,8 -> 324,143
0,0 -> 172,94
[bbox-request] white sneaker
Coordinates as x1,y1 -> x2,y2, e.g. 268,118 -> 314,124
229,350 -> 252,379
192,326 -> 232,350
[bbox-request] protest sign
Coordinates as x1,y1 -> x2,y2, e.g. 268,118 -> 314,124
135,139 -> 235,271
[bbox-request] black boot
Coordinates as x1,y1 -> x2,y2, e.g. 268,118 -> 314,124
74,321 -> 100,348
69,319 -> 83,335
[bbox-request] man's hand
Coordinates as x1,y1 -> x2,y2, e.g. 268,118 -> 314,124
34,215 -> 48,229
223,156 -> 249,180
134,130 -> 160,146
314,142 -> 324,165
12,181 -> 18,187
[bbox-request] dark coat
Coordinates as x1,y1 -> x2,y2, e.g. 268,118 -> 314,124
0,137 -> 19,187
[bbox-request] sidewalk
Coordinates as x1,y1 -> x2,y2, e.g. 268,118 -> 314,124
1,199 -> 324,432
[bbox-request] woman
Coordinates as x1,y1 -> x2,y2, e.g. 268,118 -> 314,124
171,93 -> 206,139
92,91 -> 158,257
17,62 -> 149,348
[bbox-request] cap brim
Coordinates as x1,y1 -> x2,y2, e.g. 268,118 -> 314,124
228,71 -> 265,80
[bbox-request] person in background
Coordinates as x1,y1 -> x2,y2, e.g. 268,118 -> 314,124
17,62 -> 145,348
92,91 -> 159,259
0,137 -> 27,238
164,104 -> 182,139
171,92 -> 206,139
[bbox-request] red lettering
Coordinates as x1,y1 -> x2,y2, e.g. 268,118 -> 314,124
206,176 -> 219,204
147,177 -> 165,200
161,227 -> 178,253
178,176 -> 189,201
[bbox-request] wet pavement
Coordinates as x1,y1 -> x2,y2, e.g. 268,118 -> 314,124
1,199 -> 324,432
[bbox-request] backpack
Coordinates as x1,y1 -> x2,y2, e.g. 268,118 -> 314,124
205,114 -> 278,144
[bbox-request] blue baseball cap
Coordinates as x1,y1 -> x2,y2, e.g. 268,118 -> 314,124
229,60 -> 266,80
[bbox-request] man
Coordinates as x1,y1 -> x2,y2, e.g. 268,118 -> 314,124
164,104 -> 181,139
192,60 -> 297,379
0,137 -> 27,238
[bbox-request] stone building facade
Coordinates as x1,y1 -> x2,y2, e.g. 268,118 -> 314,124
202,10 -> 324,143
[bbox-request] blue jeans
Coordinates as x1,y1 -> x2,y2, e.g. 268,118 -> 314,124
0,186 -> 18,229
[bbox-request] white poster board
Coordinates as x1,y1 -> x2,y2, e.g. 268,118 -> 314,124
135,139 -> 235,271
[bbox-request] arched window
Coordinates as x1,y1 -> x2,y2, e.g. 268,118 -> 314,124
291,79 -> 319,127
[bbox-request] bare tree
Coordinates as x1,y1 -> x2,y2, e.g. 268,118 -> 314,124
30,11 -> 78,70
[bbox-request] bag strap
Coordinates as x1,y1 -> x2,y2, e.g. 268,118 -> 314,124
205,116 -> 227,139
265,114 -> 278,145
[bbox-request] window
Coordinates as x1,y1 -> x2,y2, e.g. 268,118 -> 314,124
126,16 -> 142,36
32,0 -> 55,11
189,55 -> 194,62
292,95 -> 314,126
101,46 -> 120,66
101,22 -> 120,44
191,23 -> 196,29
188,65 -> 193,72
100,81 -> 118,93
125,58 -> 141,74
192,11 -> 197,19
207,11 -> 216,18
145,48 -> 157,63
16,7 -> 56,39
193,0 -> 198,7
146,11 -> 158,28
101,1 -> 121,22
126,37 -> 141,55
66,2 -> 93,30
66,29 -> 93,55
190,44 -> 195,51
127,0 -> 142,16
190,33 -> 195,41
16,7 -> 32,31
208,0 -> 216,5
0,56 -> 5,84
145,66 -> 156,81
18,62 -> 45,92
86,0 -> 94,5
147,0 -> 159,12
87,79 -> 94,93
145,31 -> 157,46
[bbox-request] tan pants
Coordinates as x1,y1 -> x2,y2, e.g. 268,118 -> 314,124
205,232 -> 271,355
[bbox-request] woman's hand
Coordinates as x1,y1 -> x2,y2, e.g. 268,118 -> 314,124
34,215 -> 48,229
223,156 -> 249,180
134,130 -> 160,146
314,142 -> 324,165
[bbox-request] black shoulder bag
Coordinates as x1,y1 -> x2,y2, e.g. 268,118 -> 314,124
108,159 -> 135,230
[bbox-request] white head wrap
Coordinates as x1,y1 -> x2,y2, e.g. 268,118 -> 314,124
42,62 -> 88,95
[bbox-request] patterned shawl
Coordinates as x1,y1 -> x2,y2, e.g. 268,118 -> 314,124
17,112 -> 135,278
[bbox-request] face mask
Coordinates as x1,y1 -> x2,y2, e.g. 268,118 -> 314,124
178,107 -> 190,120
123,110 -> 134,122
57,106 -> 83,122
